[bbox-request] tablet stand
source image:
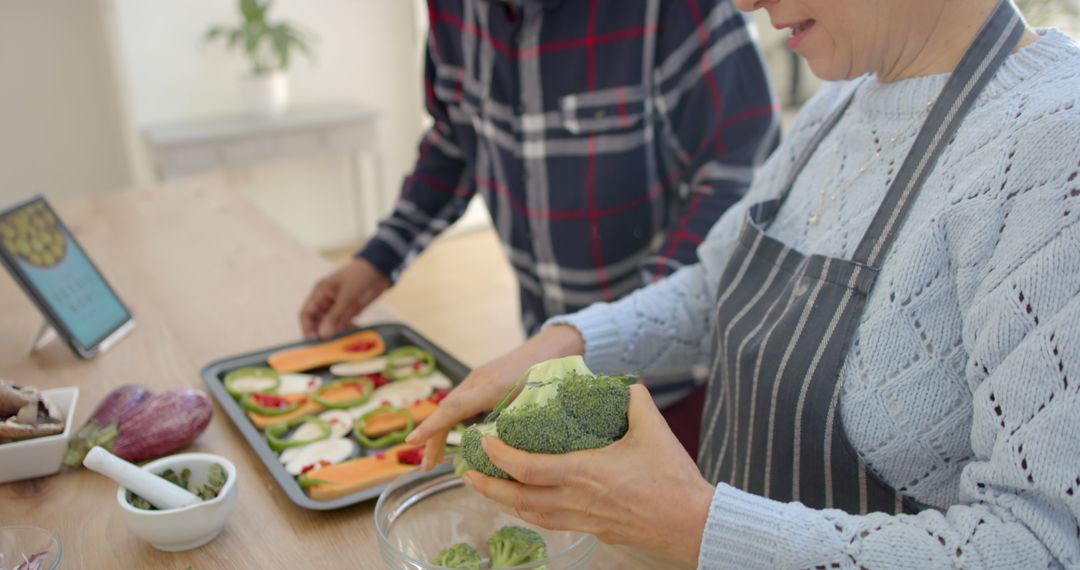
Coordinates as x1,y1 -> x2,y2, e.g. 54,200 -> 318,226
27,320 -> 58,355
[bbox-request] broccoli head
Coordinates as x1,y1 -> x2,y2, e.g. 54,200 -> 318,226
433,542 -> 482,569
488,525 -> 547,568
458,356 -> 635,479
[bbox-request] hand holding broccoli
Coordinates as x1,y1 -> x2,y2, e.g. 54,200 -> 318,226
462,384 -> 715,564
406,325 -> 585,470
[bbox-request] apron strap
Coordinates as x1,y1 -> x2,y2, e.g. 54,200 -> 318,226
853,0 -> 1026,266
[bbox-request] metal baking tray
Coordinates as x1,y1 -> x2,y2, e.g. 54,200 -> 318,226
201,323 -> 470,511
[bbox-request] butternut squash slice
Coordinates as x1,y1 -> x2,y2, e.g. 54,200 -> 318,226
268,330 -> 385,373
302,444 -> 416,501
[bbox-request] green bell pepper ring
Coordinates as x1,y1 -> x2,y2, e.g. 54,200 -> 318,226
241,392 -> 302,416
313,378 -> 374,409
223,367 -> 280,399
354,406 -> 415,448
266,417 -> 331,452
384,346 -> 436,381
298,475 -> 334,488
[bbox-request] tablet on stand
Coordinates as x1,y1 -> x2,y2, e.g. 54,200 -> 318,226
0,195 -> 135,359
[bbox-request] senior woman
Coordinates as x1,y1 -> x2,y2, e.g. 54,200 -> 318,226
408,0 -> 1080,566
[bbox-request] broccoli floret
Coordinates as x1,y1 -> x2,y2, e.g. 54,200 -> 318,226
488,526 -> 547,568
461,421 -> 511,479
433,543 -> 483,569
457,356 -> 634,478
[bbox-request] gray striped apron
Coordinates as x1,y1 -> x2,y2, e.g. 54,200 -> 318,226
698,0 -> 1025,515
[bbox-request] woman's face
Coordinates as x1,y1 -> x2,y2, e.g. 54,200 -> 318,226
734,0 -> 916,81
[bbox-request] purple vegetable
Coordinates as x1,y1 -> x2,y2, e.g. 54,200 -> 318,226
110,389 -> 213,462
64,384 -> 152,467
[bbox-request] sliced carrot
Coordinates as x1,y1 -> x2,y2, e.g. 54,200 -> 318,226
306,444 -> 415,501
248,400 -> 324,430
362,400 -> 439,438
268,330 -> 385,373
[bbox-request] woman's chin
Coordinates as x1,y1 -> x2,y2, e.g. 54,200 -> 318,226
804,57 -> 858,82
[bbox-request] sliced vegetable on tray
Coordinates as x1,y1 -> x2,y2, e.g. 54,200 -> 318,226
241,392 -> 302,416
267,330 -> 385,373
385,346 -> 436,380
266,417 -> 331,452
276,373 -> 322,395
313,378 -> 373,409
284,438 -> 355,476
223,367 -> 279,398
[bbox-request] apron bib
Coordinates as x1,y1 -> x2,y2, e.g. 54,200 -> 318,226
697,0 -> 1025,515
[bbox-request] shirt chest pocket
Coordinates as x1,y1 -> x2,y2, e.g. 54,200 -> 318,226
560,85 -> 649,135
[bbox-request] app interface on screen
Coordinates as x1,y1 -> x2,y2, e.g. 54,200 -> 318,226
0,200 -> 129,348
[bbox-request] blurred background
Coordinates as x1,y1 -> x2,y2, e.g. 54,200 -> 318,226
0,0 -> 1077,285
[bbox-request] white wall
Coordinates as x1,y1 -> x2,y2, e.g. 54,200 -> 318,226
106,0 -> 427,249
0,0 -> 130,207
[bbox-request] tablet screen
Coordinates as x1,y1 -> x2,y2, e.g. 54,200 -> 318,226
0,197 -> 131,351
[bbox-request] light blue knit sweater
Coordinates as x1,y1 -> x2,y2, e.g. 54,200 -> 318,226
549,29 -> 1080,569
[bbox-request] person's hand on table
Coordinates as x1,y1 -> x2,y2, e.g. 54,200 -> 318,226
461,384 -> 714,564
406,325 -> 585,471
300,257 -> 390,340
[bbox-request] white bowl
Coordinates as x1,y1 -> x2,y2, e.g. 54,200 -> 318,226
0,387 -> 79,484
115,452 -> 238,552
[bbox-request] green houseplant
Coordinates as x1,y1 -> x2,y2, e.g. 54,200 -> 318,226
205,0 -> 315,116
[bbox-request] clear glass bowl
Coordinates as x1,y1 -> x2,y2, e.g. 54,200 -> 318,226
0,526 -> 61,570
375,459 -> 597,569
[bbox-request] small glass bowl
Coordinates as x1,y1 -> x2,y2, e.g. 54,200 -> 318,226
0,526 -> 61,570
375,459 -> 597,569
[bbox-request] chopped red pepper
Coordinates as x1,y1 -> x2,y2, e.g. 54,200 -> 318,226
430,390 -> 450,404
375,451 -> 386,460
397,445 -> 424,466
300,464 -> 316,475
412,361 -> 423,371
344,339 -> 378,353
380,400 -> 391,407
307,377 -> 319,388
318,459 -> 331,467
365,372 -> 391,389
252,392 -> 292,408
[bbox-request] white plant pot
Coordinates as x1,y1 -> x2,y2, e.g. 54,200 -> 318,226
242,71 -> 290,118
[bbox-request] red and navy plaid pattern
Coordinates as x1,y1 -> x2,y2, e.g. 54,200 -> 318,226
360,0 -> 779,338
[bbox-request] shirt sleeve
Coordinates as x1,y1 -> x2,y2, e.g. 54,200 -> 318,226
357,33 -> 475,281
639,0 -> 779,282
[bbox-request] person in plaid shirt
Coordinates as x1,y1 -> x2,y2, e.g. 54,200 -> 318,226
301,0 -> 779,452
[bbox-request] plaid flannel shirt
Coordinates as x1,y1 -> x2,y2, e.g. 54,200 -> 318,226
360,0 -> 779,389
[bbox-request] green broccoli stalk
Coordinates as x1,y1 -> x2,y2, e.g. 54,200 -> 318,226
433,542 -> 483,569
488,526 -> 547,568
458,356 -> 635,479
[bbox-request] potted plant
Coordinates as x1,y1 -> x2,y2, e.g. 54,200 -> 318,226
205,0 -> 314,117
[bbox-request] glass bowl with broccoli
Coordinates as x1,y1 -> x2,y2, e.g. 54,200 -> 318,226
374,459 -> 597,569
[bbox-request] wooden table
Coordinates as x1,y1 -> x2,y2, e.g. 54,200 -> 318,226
0,179 -> 687,569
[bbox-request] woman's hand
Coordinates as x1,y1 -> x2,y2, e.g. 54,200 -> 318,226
462,385 -> 715,563
405,325 -> 585,471
300,258 -> 390,340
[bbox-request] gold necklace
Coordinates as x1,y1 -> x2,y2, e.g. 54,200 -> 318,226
807,98 -> 935,225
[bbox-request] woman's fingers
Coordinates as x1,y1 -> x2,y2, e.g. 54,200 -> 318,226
626,384 -> 667,432
482,436 -> 585,486
407,389 -> 478,444
420,428 -> 450,471
463,470 -> 568,514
